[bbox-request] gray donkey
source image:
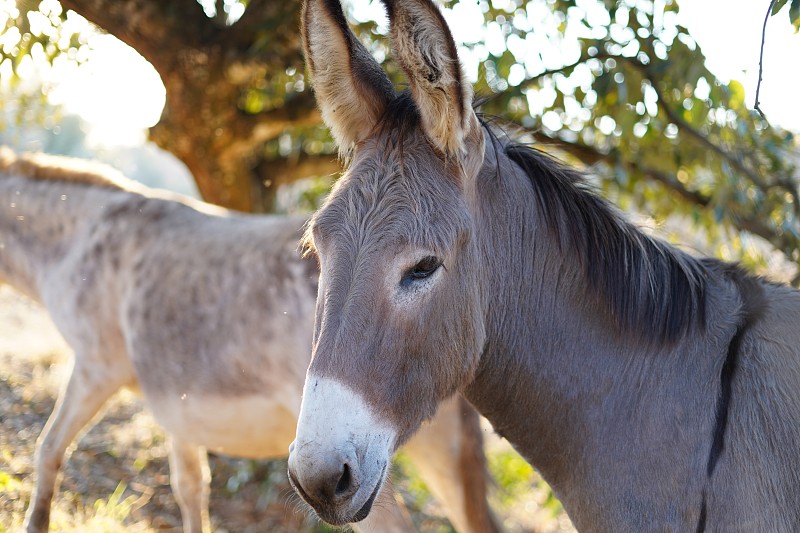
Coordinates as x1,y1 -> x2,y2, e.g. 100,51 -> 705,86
0,147 -> 501,533
287,0 -> 800,531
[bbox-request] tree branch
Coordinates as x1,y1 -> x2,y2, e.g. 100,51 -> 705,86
59,0 -> 222,73
515,58 -> 587,92
268,153 -> 341,184
221,91 -> 321,164
630,164 -> 793,254
631,163 -> 711,207
252,152 -> 341,211
755,0 -> 778,119
515,48 -> 633,93
220,0 -> 303,58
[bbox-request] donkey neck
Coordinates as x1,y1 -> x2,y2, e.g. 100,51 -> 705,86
463,149 -> 628,480
461,141 -> 741,528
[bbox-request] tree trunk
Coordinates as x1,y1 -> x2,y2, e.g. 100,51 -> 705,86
60,0 -> 325,212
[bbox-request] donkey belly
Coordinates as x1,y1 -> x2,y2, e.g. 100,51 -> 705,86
147,393 -> 300,459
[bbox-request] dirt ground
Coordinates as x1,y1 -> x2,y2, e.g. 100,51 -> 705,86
0,285 -> 572,533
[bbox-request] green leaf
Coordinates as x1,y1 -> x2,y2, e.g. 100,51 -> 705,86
727,79 -> 746,109
790,0 -> 800,29
772,0 -> 790,15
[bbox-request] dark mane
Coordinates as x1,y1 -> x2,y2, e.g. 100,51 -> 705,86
375,90 -> 421,149
503,142 -> 709,344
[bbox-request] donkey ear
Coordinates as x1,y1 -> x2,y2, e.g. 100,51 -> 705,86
302,0 -> 395,154
382,0 -> 475,156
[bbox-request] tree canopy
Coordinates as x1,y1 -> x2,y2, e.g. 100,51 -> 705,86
1,0 -> 799,284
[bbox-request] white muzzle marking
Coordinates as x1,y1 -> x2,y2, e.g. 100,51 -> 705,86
288,376 -> 397,524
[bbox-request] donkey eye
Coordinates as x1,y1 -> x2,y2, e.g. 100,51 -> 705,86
402,256 -> 443,286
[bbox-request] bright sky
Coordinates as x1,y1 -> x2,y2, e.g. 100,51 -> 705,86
678,0 -> 800,130
20,0 -> 800,144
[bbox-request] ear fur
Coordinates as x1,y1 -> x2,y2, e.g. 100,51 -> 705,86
302,0 -> 396,155
381,0 -> 475,156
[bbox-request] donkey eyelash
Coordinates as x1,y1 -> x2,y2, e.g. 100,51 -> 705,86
400,256 -> 444,288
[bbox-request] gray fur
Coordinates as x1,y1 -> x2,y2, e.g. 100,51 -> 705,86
296,0 -> 800,530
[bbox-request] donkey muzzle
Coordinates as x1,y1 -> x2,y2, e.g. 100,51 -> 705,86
288,376 -> 396,525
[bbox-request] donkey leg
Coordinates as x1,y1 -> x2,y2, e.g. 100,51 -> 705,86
167,437 -> 210,533
24,360 -> 124,533
402,396 -> 503,533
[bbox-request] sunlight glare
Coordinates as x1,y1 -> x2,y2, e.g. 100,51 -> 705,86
49,33 -> 165,146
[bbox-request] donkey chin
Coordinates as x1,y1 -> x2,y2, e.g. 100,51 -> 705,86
287,377 -> 397,525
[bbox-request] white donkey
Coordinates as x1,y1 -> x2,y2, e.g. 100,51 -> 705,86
0,147 -> 502,533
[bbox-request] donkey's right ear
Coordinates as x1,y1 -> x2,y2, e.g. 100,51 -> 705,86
302,0 -> 395,155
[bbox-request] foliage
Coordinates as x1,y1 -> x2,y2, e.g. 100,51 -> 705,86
220,456 -> 289,512
389,452 -> 457,532
0,0 -> 85,79
90,482 -> 140,524
0,0 -> 87,124
446,0 -> 800,283
771,0 -> 800,30
488,449 -> 564,519
489,449 -> 537,506
1,0 -> 799,278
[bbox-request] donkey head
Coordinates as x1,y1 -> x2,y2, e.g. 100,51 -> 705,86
288,0 -> 487,525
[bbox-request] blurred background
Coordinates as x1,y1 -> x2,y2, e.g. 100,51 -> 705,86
0,0 -> 799,531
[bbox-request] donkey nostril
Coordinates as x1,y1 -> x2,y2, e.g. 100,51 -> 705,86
335,463 -> 351,496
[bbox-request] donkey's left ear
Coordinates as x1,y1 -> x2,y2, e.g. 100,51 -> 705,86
382,0 -> 479,157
